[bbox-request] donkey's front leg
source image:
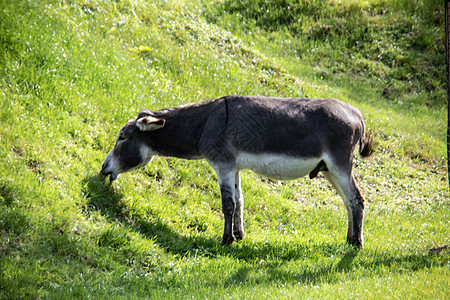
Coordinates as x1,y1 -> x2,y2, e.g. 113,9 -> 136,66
233,172 -> 245,240
214,165 -> 237,245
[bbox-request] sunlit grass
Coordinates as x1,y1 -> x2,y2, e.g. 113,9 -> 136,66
0,0 -> 448,299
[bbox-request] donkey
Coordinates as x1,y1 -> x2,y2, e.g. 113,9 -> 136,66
101,95 -> 373,248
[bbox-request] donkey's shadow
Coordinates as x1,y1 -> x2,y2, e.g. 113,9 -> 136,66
81,175 -> 219,254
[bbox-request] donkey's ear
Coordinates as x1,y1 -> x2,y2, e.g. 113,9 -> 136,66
136,116 -> 166,131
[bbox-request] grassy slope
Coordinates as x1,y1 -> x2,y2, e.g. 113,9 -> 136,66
205,0 -> 446,107
0,0 -> 448,298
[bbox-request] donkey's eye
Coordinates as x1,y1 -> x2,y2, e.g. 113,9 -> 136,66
118,134 -> 127,141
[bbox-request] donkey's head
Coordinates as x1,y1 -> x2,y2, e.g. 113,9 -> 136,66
100,113 -> 165,181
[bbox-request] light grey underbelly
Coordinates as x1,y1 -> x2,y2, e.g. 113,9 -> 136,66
236,152 -> 322,180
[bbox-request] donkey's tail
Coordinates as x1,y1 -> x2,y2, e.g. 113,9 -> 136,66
359,123 -> 374,158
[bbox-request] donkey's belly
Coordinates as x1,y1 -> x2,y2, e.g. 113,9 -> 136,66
236,152 -> 321,180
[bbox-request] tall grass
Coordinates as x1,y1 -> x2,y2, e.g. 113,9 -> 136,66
0,0 -> 448,298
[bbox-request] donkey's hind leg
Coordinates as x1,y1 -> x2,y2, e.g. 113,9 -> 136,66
322,167 -> 365,248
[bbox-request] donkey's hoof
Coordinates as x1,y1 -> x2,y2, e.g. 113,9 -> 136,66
233,230 -> 245,241
348,237 -> 364,249
222,234 -> 236,245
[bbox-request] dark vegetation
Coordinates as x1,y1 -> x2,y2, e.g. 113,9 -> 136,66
205,0 -> 446,108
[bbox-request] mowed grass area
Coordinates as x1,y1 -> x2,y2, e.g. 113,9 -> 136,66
0,0 -> 448,298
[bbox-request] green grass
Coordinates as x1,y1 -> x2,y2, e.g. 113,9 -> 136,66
203,0 -> 446,109
0,0 -> 448,298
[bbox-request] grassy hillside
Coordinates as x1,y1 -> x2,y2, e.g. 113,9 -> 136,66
0,0 -> 448,298
204,0 -> 445,109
